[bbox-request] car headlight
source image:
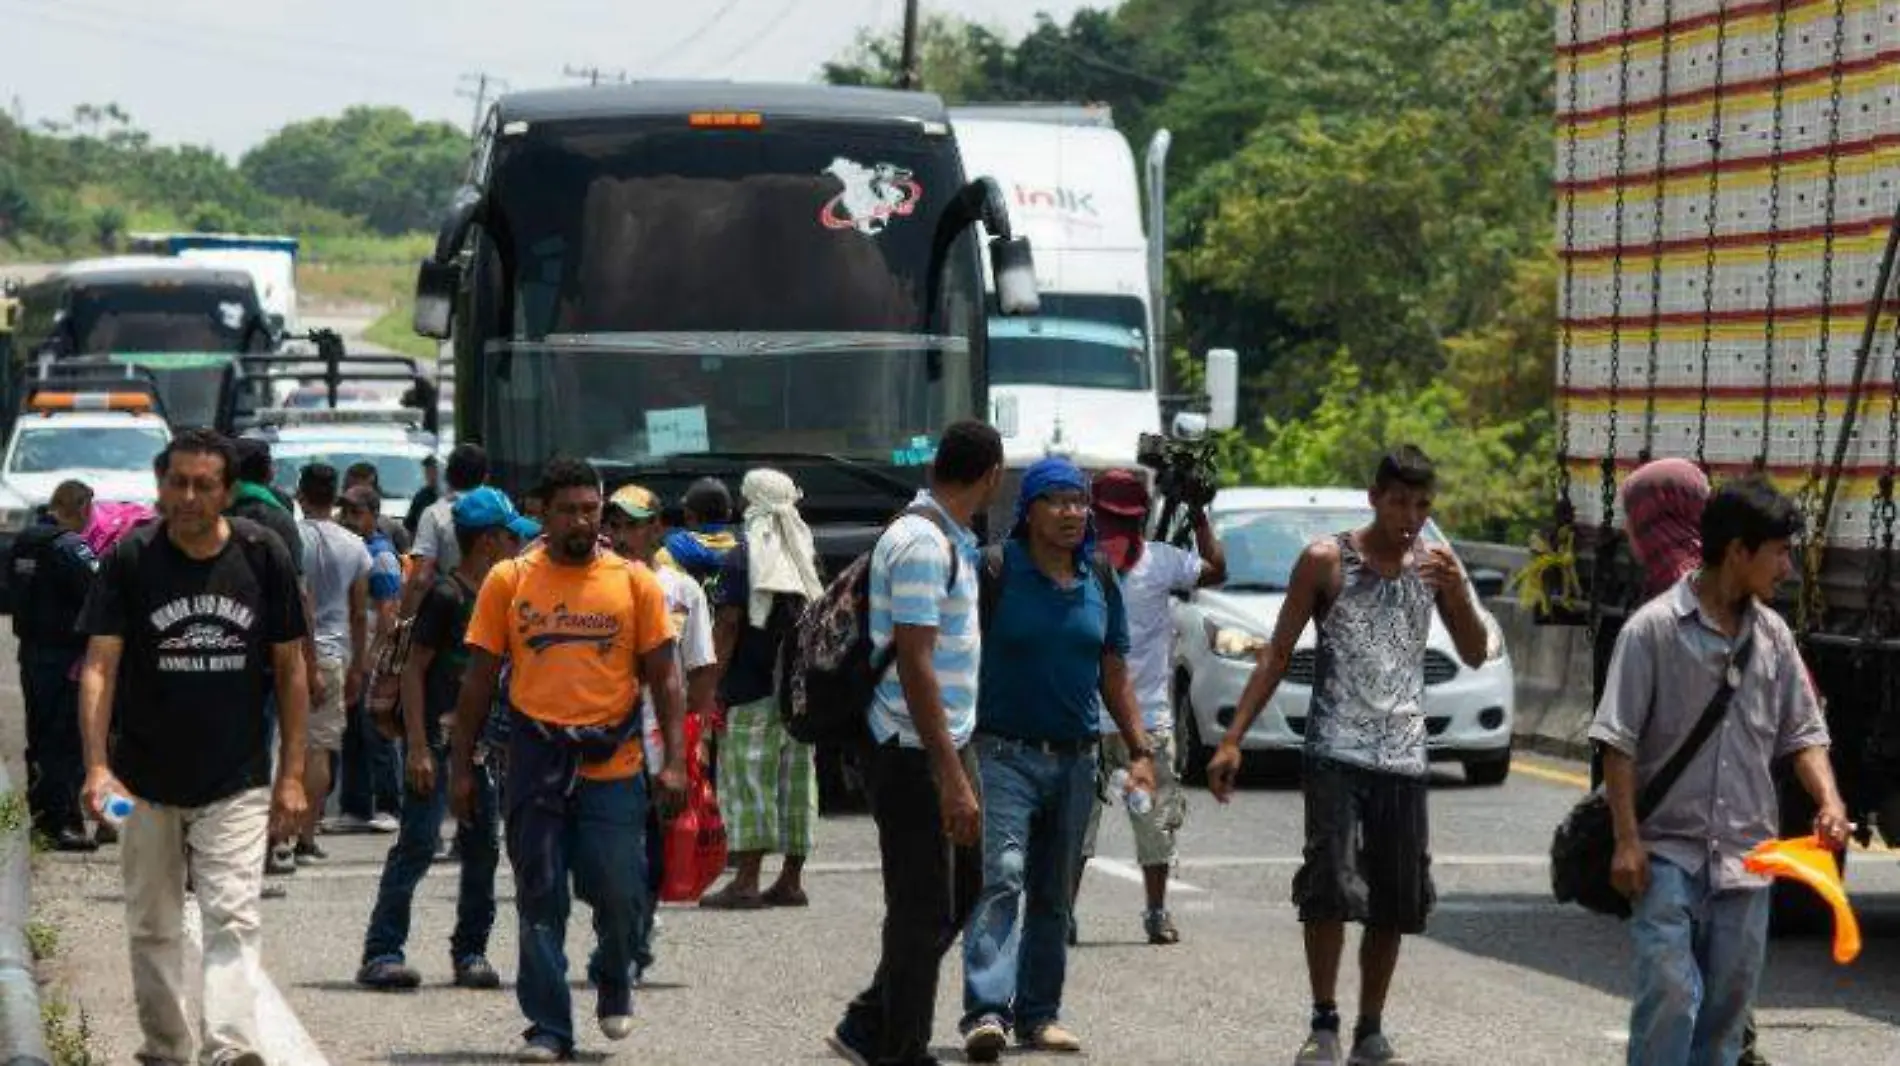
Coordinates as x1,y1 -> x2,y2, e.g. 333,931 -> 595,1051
1483,610 -> 1507,662
1203,617 -> 1267,660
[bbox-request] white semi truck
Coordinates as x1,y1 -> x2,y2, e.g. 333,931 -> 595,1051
951,105 -> 1233,477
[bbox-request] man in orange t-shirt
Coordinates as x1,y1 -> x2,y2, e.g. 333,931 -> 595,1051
447,458 -> 687,1064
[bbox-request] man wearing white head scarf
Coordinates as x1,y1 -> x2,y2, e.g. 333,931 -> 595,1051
699,468 -> 824,910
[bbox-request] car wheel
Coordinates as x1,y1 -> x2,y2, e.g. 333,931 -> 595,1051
1173,673 -> 1208,786
1463,752 -> 1511,787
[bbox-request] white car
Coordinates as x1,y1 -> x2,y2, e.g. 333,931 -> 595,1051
1172,487 -> 1516,786
1,397 -> 170,513
245,410 -> 436,524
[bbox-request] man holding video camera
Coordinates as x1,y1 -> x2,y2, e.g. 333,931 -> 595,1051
1073,466 -> 1225,945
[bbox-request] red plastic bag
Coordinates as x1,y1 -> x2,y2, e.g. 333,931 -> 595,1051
658,710 -> 728,903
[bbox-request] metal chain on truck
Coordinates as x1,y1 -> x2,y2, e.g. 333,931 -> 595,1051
1593,0 -> 1638,633
1871,323 -> 1900,639
1694,1 -> 1732,472
1639,0 -> 1677,463
1555,0 -> 1585,521
1757,0 -> 1792,472
1798,0 -> 1851,636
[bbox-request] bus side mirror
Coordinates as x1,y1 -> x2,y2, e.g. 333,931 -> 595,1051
1204,347 -> 1238,431
990,237 -> 1040,317
413,260 -> 458,340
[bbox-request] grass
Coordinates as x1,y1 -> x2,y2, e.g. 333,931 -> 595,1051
41,996 -> 97,1066
25,917 -> 56,963
364,303 -> 442,362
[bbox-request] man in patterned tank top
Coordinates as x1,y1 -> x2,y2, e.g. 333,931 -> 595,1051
1209,446 -> 1488,1066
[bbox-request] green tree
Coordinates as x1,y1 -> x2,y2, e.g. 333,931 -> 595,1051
240,107 -> 467,235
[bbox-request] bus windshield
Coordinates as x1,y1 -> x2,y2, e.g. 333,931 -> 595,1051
490,120 -> 970,339
478,334 -> 970,478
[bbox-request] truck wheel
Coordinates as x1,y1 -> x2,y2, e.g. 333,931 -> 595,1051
1173,675 -> 1209,786
1768,780 -> 1843,938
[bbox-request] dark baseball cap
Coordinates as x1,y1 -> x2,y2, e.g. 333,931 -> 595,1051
681,477 -> 733,523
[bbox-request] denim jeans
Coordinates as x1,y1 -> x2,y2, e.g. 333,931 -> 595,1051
339,699 -> 402,820
361,741 -> 501,966
1627,855 -> 1771,1066
512,774 -> 646,1053
20,644 -> 84,836
960,734 -> 1095,1035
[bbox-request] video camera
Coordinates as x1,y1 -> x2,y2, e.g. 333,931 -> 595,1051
1137,413 -> 1220,545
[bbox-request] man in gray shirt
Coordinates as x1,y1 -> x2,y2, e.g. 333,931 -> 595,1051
294,463 -> 370,862
1590,475 -> 1848,1066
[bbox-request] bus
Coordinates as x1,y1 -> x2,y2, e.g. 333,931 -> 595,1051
412,81 -> 1041,562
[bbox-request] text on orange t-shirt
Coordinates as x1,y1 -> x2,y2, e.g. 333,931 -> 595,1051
466,545 -> 675,779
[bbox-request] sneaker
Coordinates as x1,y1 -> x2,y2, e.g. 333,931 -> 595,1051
1021,1022 -> 1082,1053
294,841 -> 328,865
208,1051 -> 266,1066
355,958 -> 421,991
826,1018 -> 874,1066
453,956 -> 501,990
1144,906 -> 1180,945
964,1016 -> 1008,1063
1346,1032 -> 1408,1065
265,846 -> 298,876
51,828 -> 98,853
515,1036 -> 566,1063
597,983 -> 633,1040
1296,1029 -> 1343,1066
368,811 -> 401,833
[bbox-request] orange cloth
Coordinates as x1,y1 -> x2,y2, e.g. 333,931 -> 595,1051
1742,835 -> 1861,964
466,546 -> 675,780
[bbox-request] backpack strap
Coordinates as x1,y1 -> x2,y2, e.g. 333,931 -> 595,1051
1090,552 -> 1123,655
899,503 -> 961,593
978,544 -> 1006,635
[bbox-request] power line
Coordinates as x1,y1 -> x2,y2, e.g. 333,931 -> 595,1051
699,0 -> 800,74
642,0 -> 745,75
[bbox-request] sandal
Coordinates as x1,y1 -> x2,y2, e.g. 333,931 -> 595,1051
697,883 -> 765,910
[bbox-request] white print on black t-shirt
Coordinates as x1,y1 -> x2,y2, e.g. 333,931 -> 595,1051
149,595 -> 254,673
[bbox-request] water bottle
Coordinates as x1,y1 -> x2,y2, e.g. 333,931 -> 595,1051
1107,768 -> 1153,816
99,792 -> 135,830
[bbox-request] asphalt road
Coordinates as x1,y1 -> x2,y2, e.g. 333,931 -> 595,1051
13,652 -> 1900,1064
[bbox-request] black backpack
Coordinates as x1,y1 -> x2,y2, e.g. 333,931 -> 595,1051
778,505 -> 959,746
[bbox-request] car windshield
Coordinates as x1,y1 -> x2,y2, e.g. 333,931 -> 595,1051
1213,507 -> 1447,591
986,292 -> 1150,390
492,120 -> 971,340
8,425 -> 169,474
64,282 -> 266,355
271,450 -> 426,500
475,337 -> 970,483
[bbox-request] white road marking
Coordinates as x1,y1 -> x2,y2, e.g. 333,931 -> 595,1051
1176,854 -> 1552,869
1087,856 -> 1205,894
184,899 -> 330,1065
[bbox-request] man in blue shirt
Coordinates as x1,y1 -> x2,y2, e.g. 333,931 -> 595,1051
829,421 -> 1003,1066
959,457 -> 1156,1063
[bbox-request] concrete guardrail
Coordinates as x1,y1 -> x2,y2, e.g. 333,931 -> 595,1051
1453,540 -> 1600,763
0,761 -> 51,1066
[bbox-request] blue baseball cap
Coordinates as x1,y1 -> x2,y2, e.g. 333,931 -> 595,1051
452,486 -> 540,540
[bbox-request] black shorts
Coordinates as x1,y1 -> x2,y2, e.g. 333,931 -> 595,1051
1292,756 -> 1435,933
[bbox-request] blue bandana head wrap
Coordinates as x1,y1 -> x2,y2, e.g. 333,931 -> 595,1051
1011,456 -> 1095,563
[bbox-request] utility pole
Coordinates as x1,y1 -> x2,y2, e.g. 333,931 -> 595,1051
563,64 -> 627,87
898,0 -> 920,90
455,73 -> 506,138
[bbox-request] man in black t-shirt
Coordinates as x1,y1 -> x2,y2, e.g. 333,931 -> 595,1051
355,492 -> 522,991
77,429 -> 310,1066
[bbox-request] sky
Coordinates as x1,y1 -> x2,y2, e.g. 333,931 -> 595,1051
1,0 -> 1102,159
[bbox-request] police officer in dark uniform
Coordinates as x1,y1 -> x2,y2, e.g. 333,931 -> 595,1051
8,480 -> 98,851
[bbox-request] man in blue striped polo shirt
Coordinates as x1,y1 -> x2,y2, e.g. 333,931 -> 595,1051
830,420 -> 1004,1066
